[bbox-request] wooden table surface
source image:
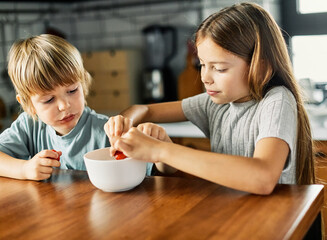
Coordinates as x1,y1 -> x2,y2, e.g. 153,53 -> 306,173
0,169 -> 323,240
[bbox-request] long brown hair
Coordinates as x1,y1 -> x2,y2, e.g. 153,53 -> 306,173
195,2 -> 314,184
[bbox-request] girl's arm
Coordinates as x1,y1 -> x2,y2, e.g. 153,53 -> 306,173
0,150 -> 61,180
120,101 -> 187,126
105,101 -> 186,174
112,128 -> 289,195
104,101 -> 186,144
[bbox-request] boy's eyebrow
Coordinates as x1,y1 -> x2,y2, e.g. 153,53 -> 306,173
37,92 -> 52,97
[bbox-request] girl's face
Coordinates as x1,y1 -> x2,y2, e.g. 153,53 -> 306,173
197,37 -> 251,104
30,82 -> 85,136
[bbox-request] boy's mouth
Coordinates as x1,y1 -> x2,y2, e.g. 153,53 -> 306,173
60,114 -> 75,123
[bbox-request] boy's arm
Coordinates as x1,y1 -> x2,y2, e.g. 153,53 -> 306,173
0,151 -> 26,179
0,150 -> 61,180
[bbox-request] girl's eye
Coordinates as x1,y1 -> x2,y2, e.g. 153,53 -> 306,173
213,66 -> 227,73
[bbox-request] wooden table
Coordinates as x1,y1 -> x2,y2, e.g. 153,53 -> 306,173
0,169 -> 323,240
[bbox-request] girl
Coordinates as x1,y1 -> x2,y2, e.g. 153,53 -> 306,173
105,2 -> 314,195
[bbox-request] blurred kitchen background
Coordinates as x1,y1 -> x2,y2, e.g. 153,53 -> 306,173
0,0 -> 327,131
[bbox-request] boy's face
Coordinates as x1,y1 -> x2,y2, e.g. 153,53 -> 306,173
29,82 -> 85,136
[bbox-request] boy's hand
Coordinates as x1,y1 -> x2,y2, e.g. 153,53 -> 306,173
23,149 -> 61,180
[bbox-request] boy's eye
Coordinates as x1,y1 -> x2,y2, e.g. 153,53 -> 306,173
69,88 -> 78,94
44,97 -> 54,104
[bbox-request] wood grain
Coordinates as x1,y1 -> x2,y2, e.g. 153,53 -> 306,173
314,140 -> 327,239
0,169 -> 323,240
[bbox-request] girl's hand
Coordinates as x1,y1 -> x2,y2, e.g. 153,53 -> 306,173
137,123 -> 172,143
22,149 -> 61,180
112,127 -> 165,163
104,115 -> 133,156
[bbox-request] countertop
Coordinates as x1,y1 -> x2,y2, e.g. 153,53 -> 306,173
159,121 -> 327,140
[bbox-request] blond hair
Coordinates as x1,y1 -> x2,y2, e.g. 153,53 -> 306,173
7,34 -> 92,119
195,2 -> 314,184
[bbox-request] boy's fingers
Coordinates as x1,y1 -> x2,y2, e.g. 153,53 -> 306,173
38,173 -> 51,180
40,158 -> 60,167
40,166 -> 54,174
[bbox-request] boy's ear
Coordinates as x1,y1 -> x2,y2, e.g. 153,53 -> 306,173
16,94 -> 36,115
16,95 -> 21,104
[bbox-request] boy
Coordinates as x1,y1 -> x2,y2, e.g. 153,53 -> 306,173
0,34 -> 151,181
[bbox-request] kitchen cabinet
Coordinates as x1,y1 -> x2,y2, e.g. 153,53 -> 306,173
171,137 -> 210,151
313,140 -> 327,237
82,50 -> 142,114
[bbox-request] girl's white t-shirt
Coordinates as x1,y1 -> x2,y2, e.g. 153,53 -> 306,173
182,86 -> 297,184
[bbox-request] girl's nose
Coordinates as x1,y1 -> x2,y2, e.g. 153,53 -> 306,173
201,70 -> 214,85
58,98 -> 70,111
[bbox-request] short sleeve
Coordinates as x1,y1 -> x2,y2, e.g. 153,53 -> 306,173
256,92 -> 297,148
182,93 -> 211,138
0,113 -> 32,159
255,88 -> 297,174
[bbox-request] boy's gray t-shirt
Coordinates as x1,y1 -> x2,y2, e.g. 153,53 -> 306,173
182,86 -> 297,184
0,106 -> 153,175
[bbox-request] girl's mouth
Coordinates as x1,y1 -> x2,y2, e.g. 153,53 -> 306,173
206,90 -> 220,96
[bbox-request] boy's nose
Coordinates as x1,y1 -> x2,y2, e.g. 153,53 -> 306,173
58,98 -> 70,111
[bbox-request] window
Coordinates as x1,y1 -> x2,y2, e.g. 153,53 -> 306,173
298,0 -> 327,14
292,35 -> 327,83
281,0 -> 327,103
282,0 -> 327,84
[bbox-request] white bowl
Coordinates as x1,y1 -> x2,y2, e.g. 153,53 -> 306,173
84,148 -> 146,192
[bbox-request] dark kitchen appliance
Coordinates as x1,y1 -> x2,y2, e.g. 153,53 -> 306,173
142,25 -> 177,103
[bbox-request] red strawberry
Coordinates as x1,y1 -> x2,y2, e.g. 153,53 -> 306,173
114,151 -> 127,160
51,149 -> 60,161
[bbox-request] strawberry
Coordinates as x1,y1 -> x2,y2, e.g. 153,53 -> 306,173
51,149 -> 60,161
114,151 -> 127,160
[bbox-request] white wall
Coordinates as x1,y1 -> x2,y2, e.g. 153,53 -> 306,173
0,0 -> 280,120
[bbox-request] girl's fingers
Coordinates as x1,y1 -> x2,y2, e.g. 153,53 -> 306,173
158,130 -> 166,141
104,121 -> 110,136
151,127 -> 160,139
139,124 -> 152,136
123,117 -> 133,134
108,115 -> 132,137
109,146 -> 117,157
108,117 -> 116,136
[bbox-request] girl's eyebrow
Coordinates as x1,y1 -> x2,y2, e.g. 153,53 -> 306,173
198,57 -> 230,64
